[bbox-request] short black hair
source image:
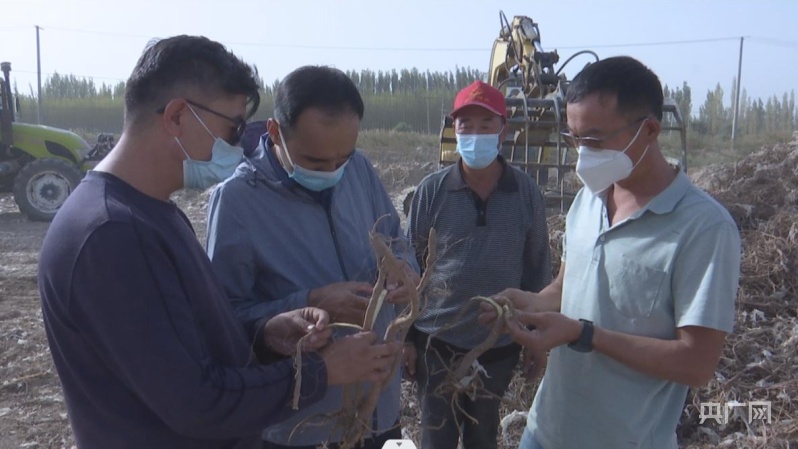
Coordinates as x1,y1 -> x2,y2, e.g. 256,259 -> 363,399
566,56 -> 664,121
274,66 -> 364,137
124,35 -> 260,125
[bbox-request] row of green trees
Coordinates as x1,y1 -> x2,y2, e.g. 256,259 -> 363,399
35,67 -> 485,100
13,68 -> 797,153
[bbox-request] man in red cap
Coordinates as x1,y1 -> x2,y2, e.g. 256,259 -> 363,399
404,80 -> 552,448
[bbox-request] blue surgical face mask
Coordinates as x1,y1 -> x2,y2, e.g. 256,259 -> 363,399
276,130 -> 348,192
175,105 -> 243,190
456,132 -> 501,169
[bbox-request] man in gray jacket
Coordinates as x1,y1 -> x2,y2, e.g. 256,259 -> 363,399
206,65 -> 419,449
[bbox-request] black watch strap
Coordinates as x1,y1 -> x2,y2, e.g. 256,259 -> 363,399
568,319 -> 594,353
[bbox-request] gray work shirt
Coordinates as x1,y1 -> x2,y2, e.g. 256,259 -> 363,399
407,158 -> 551,349
206,135 -> 417,446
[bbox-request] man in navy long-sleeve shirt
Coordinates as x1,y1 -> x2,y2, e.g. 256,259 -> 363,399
38,36 -> 400,449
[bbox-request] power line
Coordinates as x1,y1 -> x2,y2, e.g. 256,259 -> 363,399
43,26 -> 486,51
31,25 -> 755,52
228,42 -> 486,52
13,69 -> 126,82
0,26 -> 30,32
749,36 -> 798,49
42,25 -> 149,40
555,36 -> 742,50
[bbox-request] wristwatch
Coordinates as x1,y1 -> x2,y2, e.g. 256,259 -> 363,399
568,319 -> 594,353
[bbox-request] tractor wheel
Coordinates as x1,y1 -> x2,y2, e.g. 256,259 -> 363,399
12,158 -> 83,221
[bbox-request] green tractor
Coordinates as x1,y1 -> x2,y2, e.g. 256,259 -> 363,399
0,62 -> 112,221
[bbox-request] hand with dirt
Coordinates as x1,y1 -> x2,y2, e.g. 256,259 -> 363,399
506,311 -> 583,380
384,262 -> 421,305
262,307 -> 332,356
320,331 -> 402,385
401,343 -> 417,382
308,281 -> 373,325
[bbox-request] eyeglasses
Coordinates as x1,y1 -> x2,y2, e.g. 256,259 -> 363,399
156,99 -> 247,144
561,116 -> 649,149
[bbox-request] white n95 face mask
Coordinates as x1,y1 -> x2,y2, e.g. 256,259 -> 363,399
575,120 -> 649,194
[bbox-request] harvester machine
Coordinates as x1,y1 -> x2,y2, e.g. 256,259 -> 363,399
437,11 -> 688,212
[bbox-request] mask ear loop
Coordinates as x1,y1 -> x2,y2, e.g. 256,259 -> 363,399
174,137 -> 191,161
176,103 -> 216,163
627,118 -> 652,170
275,126 -> 296,173
497,122 -> 506,150
621,118 -> 649,153
631,144 -> 650,170
186,104 -> 217,140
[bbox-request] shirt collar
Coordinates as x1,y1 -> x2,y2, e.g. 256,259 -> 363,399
444,155 -> 519,193
606,169 -> 691,222
643,169 -> 691,215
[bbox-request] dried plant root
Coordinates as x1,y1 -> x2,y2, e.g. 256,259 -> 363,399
292,332 -> 315,410
416,228 -> 437,295
362,259 -> 388,331
338,228 -> 436,449
451,297 -> 507,380
292,322 -> 364,410
428,296 -> 515,400
290,227 -> 437,449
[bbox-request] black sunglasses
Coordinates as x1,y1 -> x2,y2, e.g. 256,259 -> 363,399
156,99 -> 247,144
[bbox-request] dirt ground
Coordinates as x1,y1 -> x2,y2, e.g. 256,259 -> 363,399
1,135 -> 797,448
0,193 -> 69,449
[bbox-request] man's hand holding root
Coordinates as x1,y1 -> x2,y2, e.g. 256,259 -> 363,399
477,287 -> 559,331
506,311 -> 582,380
384,262 -> 421,305
264,307 -> 332,356
477,289 -> 545,324
308,281 -> 373,325
320,331 -> 402,385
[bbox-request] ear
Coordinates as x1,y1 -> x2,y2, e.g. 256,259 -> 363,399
161,98 -> 188,138
499,119 -> 509,149
266,118 -> 281,144
644,117 -> 661,141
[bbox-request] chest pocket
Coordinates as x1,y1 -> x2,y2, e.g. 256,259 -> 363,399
606,254 -> 666,318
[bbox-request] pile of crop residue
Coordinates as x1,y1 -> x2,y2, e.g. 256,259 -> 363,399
675,136 -> 798,448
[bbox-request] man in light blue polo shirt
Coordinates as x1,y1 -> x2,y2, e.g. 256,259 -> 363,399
483,56 -> 741,449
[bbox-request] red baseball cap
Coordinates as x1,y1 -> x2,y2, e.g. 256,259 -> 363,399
451,80 -> 506,119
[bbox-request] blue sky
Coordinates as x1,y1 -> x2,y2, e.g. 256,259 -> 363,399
2,0 -> 797,116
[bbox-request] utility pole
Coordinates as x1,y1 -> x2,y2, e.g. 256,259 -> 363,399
426,95 -> 431,134
730,36 -> 744,152
36,25 -> 43,125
